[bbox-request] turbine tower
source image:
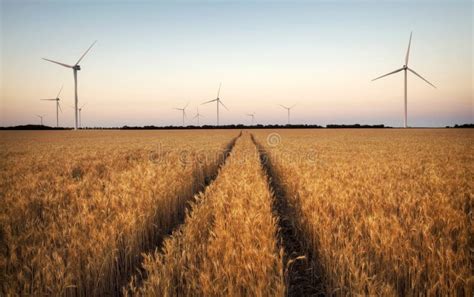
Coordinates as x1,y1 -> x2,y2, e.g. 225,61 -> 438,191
193,107 -> 204,126
372,32 -> 436,128
40,85 -> 63,127
42,40 -> 97,130
246,113 -> 255,125
202,83 -> 229,126
174,103 -> 189,126
279,104 -> 296,125
36,115 -> 45,126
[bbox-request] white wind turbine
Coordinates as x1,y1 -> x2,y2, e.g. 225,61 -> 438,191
36,115 -> 45,126
279,104 -> 296,125
246,112 -> 256,125
193,107 -> 204,126
68,103 -> 86,128
201,83 -> 229,126
174,103 -> 189,126
40,85 -> 63,127
372,32 -> 436,128
42,41 -> 97,130
78,103 -> 86,128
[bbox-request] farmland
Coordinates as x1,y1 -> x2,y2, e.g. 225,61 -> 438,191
0,130 -> 237,296
1,129 -> 472,296
253,129 -> 473,296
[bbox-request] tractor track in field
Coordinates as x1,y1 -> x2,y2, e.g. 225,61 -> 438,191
116,131 -> 242,296
251,134 -> 326,297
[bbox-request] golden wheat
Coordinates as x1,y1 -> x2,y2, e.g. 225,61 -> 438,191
1,129 -> 471,296
128,132 -> 285,297
254,129 -> 473,296
0,130 -> 237,296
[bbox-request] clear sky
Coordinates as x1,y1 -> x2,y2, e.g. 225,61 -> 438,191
1,0 -> 472,127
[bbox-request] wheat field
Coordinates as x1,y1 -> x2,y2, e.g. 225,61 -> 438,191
126,133 -> 285,297
0,130 -> 236,296
253,129 -> 473,296
1,129 -> 472,296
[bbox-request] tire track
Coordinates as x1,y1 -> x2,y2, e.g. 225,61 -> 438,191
251,134 -> 326,297
117,131 -> 242,296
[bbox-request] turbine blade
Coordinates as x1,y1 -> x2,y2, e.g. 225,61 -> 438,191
201,99 -> 218,105
42,58 -> 73,68
217,82 -> 222,98
405,32 -> 412,66
290,104 -> 297,109
58,102 -> 63,113
279,104 -> 289,109
371,68 -> 404,81
56,85 -> 63,98
76,40 -> 97,65
81,103 -> 87,109
219,100 -> 229,111
408,68 -> 436,88
40,99 -> 56,101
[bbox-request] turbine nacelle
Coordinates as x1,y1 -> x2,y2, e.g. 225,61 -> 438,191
73,65 -> 81,71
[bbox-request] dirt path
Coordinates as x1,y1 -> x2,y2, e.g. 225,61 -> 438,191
251,134 -> 326,297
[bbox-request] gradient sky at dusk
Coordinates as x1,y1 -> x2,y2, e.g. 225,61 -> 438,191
1,0 -> 472,127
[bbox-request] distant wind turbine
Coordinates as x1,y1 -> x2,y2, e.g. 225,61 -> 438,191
201,83 -> 229,126
246,113 -> 255,125
174,103 -> 189,126
193,107 -> 204,126
279,104 -> 296,125
42,40 -> 97,130
78,103 -> 86,128
372,32 -> 436,128
36,115 -> 45,126
40,85 -> 63,127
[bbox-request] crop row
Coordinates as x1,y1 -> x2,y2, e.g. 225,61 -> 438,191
128,133 -> 285,297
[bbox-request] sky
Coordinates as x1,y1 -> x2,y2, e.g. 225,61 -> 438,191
1,0 -> 472,127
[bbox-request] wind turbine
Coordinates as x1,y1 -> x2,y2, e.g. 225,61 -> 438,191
40,85 -> 63,127
279,104 -> 296,125
174,103 -> 189,126
36,115 -> 45,126
372,32 -> 436,128
246,113 -> 255,125
78,103 -> 86,128
42,40 -> 97,130
193,107 -> 204,126
201,83 -> 229,126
